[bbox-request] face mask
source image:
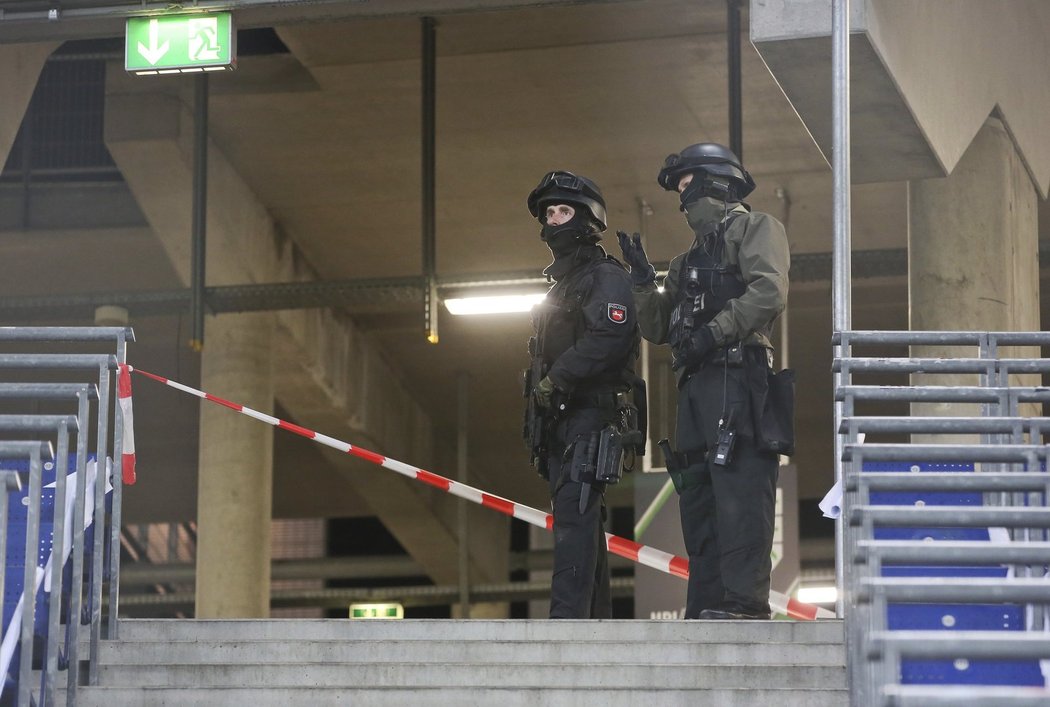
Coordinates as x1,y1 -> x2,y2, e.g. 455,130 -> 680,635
683,197 -> 727,233
542,227 -> 582,256
541,211 -> 595,255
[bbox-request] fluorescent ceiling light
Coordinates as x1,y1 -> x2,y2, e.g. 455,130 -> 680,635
797,585 -> 838,604
444,293 -> 545,316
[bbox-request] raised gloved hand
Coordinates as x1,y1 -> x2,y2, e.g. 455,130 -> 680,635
674,327 -> 717,370
616,231 -> 657,287
533,375 -> 557,408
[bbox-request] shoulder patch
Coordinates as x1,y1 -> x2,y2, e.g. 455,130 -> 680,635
607,303 -> 627,324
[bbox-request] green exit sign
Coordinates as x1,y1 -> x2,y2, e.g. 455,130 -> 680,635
349,603 -> 404,620
126,13 -> 236,75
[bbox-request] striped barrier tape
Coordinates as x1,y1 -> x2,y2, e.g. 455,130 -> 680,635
130,366 -> 833,620
117,364 -> 137,485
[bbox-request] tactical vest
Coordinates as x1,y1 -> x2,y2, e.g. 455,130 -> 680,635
668,225 -> 747,363
534,255 -> 638,392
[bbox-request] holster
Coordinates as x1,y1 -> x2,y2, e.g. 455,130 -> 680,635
746,353 -> 796,456
658,438 -> 704,494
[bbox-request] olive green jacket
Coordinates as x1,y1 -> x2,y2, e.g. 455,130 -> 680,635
633,205 -> 790,357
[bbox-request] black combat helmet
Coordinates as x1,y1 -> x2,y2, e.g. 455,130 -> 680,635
526,171 -> 608,233
657,142 -> 756,200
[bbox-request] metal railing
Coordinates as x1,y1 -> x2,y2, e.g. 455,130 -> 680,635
0,326 -> 133,706
834,330 -> 1050,706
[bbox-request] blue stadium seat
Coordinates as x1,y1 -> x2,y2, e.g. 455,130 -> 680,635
863,461 -> 1045,688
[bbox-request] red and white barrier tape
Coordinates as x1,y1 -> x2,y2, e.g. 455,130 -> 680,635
130,366 -> 833,620
117,363 -> 136,485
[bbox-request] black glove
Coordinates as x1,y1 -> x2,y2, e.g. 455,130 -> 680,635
674,327 -> 717,370
616,231 -> 657,287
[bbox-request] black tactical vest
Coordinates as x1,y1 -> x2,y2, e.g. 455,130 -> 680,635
668,226 -> 747,360
534,255 -> 638,392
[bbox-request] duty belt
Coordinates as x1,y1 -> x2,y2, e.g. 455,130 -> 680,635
680,343 -> 744,378
567,390 -> 631,411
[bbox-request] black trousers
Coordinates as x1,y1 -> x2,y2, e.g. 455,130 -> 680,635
674,350 -> 778,618
545,407 -> 611,619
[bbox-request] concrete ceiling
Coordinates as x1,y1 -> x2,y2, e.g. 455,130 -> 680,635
1,0 -> 1047,541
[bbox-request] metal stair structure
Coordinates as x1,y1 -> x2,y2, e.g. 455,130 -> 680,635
73,618 -> 846,706
835,331 -> 1050,706
0,327 -> 133,707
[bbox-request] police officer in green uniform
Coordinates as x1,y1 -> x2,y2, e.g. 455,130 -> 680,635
617,143 -> 789,619
523,171 -> 641,618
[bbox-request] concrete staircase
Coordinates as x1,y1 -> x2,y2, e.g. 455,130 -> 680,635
74,618 -> 847,706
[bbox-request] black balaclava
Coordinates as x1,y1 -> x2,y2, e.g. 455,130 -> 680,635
540,206 -> 596,257
540,203 -> 600,281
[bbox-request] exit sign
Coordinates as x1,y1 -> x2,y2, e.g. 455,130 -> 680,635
126,13 -> 236,75
349,603 -> 404,620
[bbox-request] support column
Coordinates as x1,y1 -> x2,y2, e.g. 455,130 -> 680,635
195,311 -> 275,618
0,43 -> 58,165
908,116 -> 1040,426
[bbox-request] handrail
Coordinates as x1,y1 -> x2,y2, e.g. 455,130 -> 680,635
839,416 -> 1050,434
835,329 -> 1050,705
0,420 -> 73,707
833,330 -> 1050,346
0,327 -> 131,706
0,326 -> 134,343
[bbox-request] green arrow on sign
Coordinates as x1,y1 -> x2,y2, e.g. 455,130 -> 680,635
126,13 -> 236,75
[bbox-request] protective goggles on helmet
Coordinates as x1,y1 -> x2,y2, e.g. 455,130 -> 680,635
537,171 -> 585,193
526,170 -> 608,231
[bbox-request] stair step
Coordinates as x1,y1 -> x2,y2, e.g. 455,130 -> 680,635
96,638 -> 845,665
114,618 -> 844,643
75,685 -> 850,707
96,662 -> 847,690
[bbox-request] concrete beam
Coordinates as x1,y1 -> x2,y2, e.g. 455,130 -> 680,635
0,0 -> 635,43
0,42 -> 58,167
752,0 -> 1050,195
103,70 -> 508,588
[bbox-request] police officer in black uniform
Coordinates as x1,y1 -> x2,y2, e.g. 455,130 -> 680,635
618,144 -> 789,620
523,171 -> 641,619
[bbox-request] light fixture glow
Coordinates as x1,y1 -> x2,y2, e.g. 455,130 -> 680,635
797,585 -> 838,604
444,293 -> 546,316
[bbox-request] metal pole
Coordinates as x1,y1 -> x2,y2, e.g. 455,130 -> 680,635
107,333 -> 128,639
832,0 -> 852,620
42,420 -> 73,706
457,372 -> 470,616
88,365 -> 111,685
190,74 -> 209,351
67,389 -> 92,705
726,0 -> 743,160
421,16 -> 439,344
832,7 -> 854,705
18,445 -> 43,707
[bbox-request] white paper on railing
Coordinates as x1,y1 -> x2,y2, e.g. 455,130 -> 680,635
822,433 -> 864,519
42,459 -> 104,593
819,480 -> 843,519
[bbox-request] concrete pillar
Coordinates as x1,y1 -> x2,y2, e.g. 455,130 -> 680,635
908,116 -> 1040,429
195,311 -> 276,618
0,43 -> 57,165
